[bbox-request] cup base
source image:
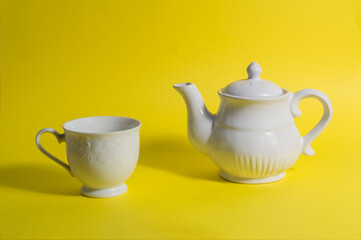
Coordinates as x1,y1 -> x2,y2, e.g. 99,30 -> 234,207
81,183 -> 127,198
220,171 -> 286,184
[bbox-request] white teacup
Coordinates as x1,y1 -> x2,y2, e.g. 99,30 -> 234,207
36,116 -> 141,198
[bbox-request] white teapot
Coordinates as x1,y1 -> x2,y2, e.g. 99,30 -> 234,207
174,62 -> 332,183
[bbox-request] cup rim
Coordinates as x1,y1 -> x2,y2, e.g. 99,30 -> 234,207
62,116 -> 141,135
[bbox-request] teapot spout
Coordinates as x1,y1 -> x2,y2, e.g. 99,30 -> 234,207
173,83 -> 214,155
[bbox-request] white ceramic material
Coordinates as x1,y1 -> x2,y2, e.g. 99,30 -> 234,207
174,62 -> 332,184
36,116 -> 141,198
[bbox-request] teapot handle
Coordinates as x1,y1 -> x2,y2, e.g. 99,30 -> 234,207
290,89 -> 333,156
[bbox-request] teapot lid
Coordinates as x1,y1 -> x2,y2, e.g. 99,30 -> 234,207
223,62 -> 283,98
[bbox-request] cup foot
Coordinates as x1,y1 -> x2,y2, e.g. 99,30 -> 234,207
220,171 -> 286,184
81,183 -> 127,198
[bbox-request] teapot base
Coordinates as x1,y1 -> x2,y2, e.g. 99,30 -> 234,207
81,183 -> 127,198
220,171 -> 285,184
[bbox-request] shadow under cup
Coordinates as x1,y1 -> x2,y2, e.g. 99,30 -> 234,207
38,116 -> 141,198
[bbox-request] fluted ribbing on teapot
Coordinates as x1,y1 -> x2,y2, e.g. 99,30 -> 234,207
173,83 -> 214,155
211,151 -> 299,178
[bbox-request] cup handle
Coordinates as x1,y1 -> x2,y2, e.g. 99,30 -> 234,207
290,89 -> 333,156
35,128 -> 74,176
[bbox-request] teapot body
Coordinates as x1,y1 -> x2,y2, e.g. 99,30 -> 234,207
174,62 -> 333,184
208,90 -> 303,183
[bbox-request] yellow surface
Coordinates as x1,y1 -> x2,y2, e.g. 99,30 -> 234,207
1,0 -> 361,239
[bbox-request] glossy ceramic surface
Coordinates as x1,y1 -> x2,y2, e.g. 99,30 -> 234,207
174,62 -> 333,183
36,116 -> 141,198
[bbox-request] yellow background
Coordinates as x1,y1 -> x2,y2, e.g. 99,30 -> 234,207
1,0 -> 361,239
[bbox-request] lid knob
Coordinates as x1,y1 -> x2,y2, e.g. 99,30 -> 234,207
247,62 -> 262,79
